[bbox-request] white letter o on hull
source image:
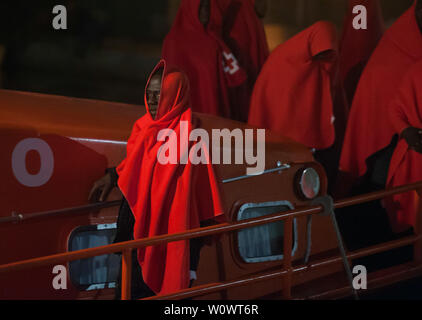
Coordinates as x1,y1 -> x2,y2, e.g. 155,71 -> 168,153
12,138 -> 54,187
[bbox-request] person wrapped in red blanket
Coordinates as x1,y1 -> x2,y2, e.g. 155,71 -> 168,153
90,60 -> 224,297
162,0 -> 248,120
248,21 -> 348,190
223,0 -> 269,121
339,0 -> 385,106
384,60 -> 422,234
338,1 -> 422,195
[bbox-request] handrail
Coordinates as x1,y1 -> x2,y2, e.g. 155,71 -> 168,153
0,200 -> 121,224
1,180 -> 422,299
335,181 -> 422,209
145,234 -> 422,300
222,162 -> 291,183
0,208 -> 318,273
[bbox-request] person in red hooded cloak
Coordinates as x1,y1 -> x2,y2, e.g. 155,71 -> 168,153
162,0 -> 248,120
90,60 -> 224,298
248,21 -> 348,190
223,0 -> 269,121
338,1 -> 422,196
339,0 -> 385,106
384,60 -> 422,234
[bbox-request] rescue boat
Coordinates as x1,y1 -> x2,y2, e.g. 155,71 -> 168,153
0,89 -> 421,300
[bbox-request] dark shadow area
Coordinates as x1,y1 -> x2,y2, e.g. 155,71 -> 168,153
361,277 -> 422,300
335,135 -> 414,274
0,0 -> 167,104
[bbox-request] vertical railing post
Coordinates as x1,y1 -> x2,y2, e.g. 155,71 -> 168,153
282,217 -> 293,299
414,190 -> 422,264
121,248 -> 132,300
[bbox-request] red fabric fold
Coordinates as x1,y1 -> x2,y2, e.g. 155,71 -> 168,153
385,61 -> 422,233
339,1 -> 422,182
116,60 -> 224,294
162,0 -> 247,119
224,0 -> 269,121
248,21 -> 341,150
339,0 -> 385,105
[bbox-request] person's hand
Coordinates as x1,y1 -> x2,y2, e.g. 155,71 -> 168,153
88,173 -> 114,203
401,127 -> 422,154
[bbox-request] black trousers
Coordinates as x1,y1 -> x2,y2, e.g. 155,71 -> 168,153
113,198 -> 203,300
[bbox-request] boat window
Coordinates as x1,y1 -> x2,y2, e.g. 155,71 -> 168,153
68,224 -> 120,291
237,201 -> 297,263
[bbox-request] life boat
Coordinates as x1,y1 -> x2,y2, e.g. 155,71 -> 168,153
0,89 -> 421,300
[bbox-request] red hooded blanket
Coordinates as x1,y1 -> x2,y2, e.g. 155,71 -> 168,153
385,61 -> 422,233
224,0 -> 269,121
339,0 -> 385,105
248,21 -> 343,150
116,60 -> 224,294
339,1 -> 422,183
162,0 -> 247,119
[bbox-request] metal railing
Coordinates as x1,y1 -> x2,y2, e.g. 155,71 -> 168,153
1,181 -> 422,300
0,200 -> 122,224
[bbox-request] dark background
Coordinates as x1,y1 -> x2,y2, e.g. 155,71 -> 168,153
0,0 -> 414,106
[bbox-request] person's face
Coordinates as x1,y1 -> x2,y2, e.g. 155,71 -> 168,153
254,0 -> 267,19
146,74 -> 162,119
199,0 -> 210,27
